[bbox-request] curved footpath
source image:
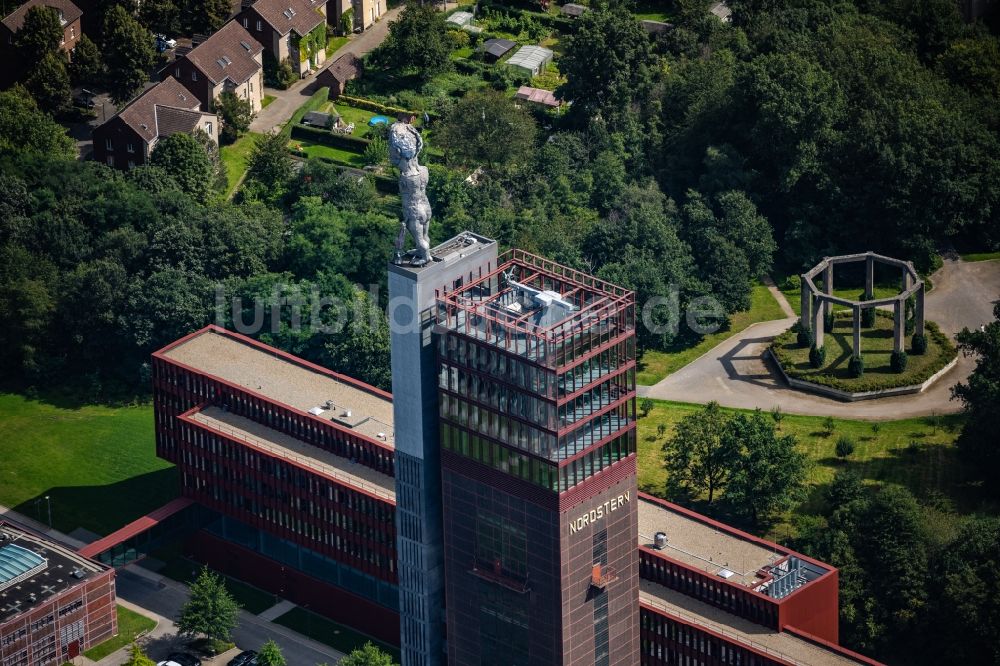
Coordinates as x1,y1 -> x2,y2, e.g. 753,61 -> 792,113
639,258 -> 1000,420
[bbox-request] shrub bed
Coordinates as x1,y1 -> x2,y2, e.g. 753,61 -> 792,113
337,94 -> 424,118
479,0 -> 576,31
770,312 -> 956,393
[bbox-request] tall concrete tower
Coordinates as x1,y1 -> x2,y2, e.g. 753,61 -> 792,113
388,232 -> 498,665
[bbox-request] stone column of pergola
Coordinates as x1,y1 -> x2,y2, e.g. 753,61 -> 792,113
799,252 -> 924,357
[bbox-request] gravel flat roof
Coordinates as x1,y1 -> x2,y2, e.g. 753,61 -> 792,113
163,329 -> 394,445
189,406 -> 396,502
640,579 -> 868,666
638,497 -> 785,586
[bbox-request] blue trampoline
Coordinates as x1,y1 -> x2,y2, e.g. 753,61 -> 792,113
369,115 -> 390,126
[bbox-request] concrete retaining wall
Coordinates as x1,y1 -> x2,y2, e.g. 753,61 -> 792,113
768,349 -> 958,402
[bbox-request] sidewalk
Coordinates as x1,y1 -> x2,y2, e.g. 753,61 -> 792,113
249,6 -> 403,134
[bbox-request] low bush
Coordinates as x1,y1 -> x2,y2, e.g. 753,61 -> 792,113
848,354 -> 864,378
796,327 -> 813,348
861,306 -> 876,328
782,275 -> 800,291
338,94 -> 422,118
890,350 -> 908,373
835,435 -> 855,458
911,333 -> 927,355
809,344 -> 826,369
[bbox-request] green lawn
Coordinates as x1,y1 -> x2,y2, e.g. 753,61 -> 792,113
637,400 -> 970,541
776,275 -> 912,317
154,548 -> 278,615
262,95 -> 277,108
326,35 -> 349,55
771,314 -> 955,392
450,46 -> 474,59
960,251 -> 1000,262
273,607 -> 400,662
289,139 -> 366,167
0,393 -> 175,536
636,281 -> 787,385
83,606 -> 157,660
321,101 -> 382,137
220,133 -> 261,198
632,0 -> 673,22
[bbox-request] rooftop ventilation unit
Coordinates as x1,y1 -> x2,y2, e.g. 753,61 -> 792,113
308,406 -> 326,416
653,532 -> 667,549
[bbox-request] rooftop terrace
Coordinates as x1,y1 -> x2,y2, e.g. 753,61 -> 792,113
437,249 -> 634,362
0,523 -> 104,623
186,406 -> 396,502
638,497 -> 828,595
639,580 -> 871,666
161,328 -> 395,445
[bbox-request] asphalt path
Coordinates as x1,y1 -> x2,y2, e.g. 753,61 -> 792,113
640,258 -> 1000,419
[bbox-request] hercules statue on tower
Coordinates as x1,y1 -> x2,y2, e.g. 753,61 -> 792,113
389,115 -> 432,267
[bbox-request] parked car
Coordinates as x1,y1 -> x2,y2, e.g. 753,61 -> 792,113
156,662 -> 182,666
72,93 -> 95,109
165,652 -> 201,666
228,650 -> 257,666
155,34 -> 178,52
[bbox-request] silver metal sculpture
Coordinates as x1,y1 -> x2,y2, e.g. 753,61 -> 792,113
389,119 -> 432,266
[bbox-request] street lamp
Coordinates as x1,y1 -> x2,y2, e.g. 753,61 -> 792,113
45,496 -> 52,528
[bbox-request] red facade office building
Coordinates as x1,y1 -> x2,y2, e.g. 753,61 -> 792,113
0,523 -> 117,666
152,233 -> 883,666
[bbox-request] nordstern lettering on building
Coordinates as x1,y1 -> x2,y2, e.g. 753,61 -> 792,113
570,492 -> 631,535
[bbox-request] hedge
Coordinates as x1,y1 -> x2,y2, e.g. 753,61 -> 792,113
291,155 -> 399,193
478,0 -> 576,31
337,95 -> 421,119
281,87 -> 331,139
290,124 -> 371,151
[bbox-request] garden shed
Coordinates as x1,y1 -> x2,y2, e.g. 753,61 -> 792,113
302,111 -> 337,129
515,86 -> 560,108
505,45 -> 554,78
481,37 -> 516,63
446,10 -> 474,27
561,3 -> 588,17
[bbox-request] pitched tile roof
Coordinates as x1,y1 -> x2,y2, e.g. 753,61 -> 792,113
321,53 -> 361,83
2,0 -> 82,32
247,0 -> 324,37
155,106 -> 204,136
183,20 -> 263,86
112,77 -> 202,143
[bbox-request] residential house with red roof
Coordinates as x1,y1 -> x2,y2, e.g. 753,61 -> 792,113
237,0 -> 327,77
1,0 -> 82,77
92,77 -> 218,171
162,20 -> 265,113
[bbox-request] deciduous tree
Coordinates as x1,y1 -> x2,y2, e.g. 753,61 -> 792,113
150,132 -> 215,200
952,303 -> 1000,487
69,34 -> 104,85
0,87 -> 74,158
724,408 -> 806,523
663,401 -> 736,504
177,567 -> 241,644
25,52 -> 72,115
216,91 -> 254,144
256,639 -> 286,666
338,642 -> 397,666
435,89 -> 537,169
15,5 -> 63,62
102,5 -> 156,105
378,2 -> 451,80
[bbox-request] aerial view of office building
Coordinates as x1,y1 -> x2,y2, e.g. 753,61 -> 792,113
0,523 -> 117,666
143,233 -> 883,666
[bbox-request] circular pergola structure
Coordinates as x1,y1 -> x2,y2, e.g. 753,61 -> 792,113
800,252 -> 925,357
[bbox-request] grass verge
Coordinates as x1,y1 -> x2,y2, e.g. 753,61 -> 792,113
636,281 -> 787,385
636,399 -> 970,541
288,139 -> 365,167
262,95 -> 277,108
273,606 -> 401,661
220,133 -> 261,198
960,251 -> 1000,262
326,35 -> 349,55
0,393 -> 175,536
83,606 -> 157,660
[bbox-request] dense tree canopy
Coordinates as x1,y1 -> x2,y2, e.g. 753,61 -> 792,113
435,89 -> 538,169
952,303 -> 1000,487
102,5 -> 157,106
376,2 -> 451,80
